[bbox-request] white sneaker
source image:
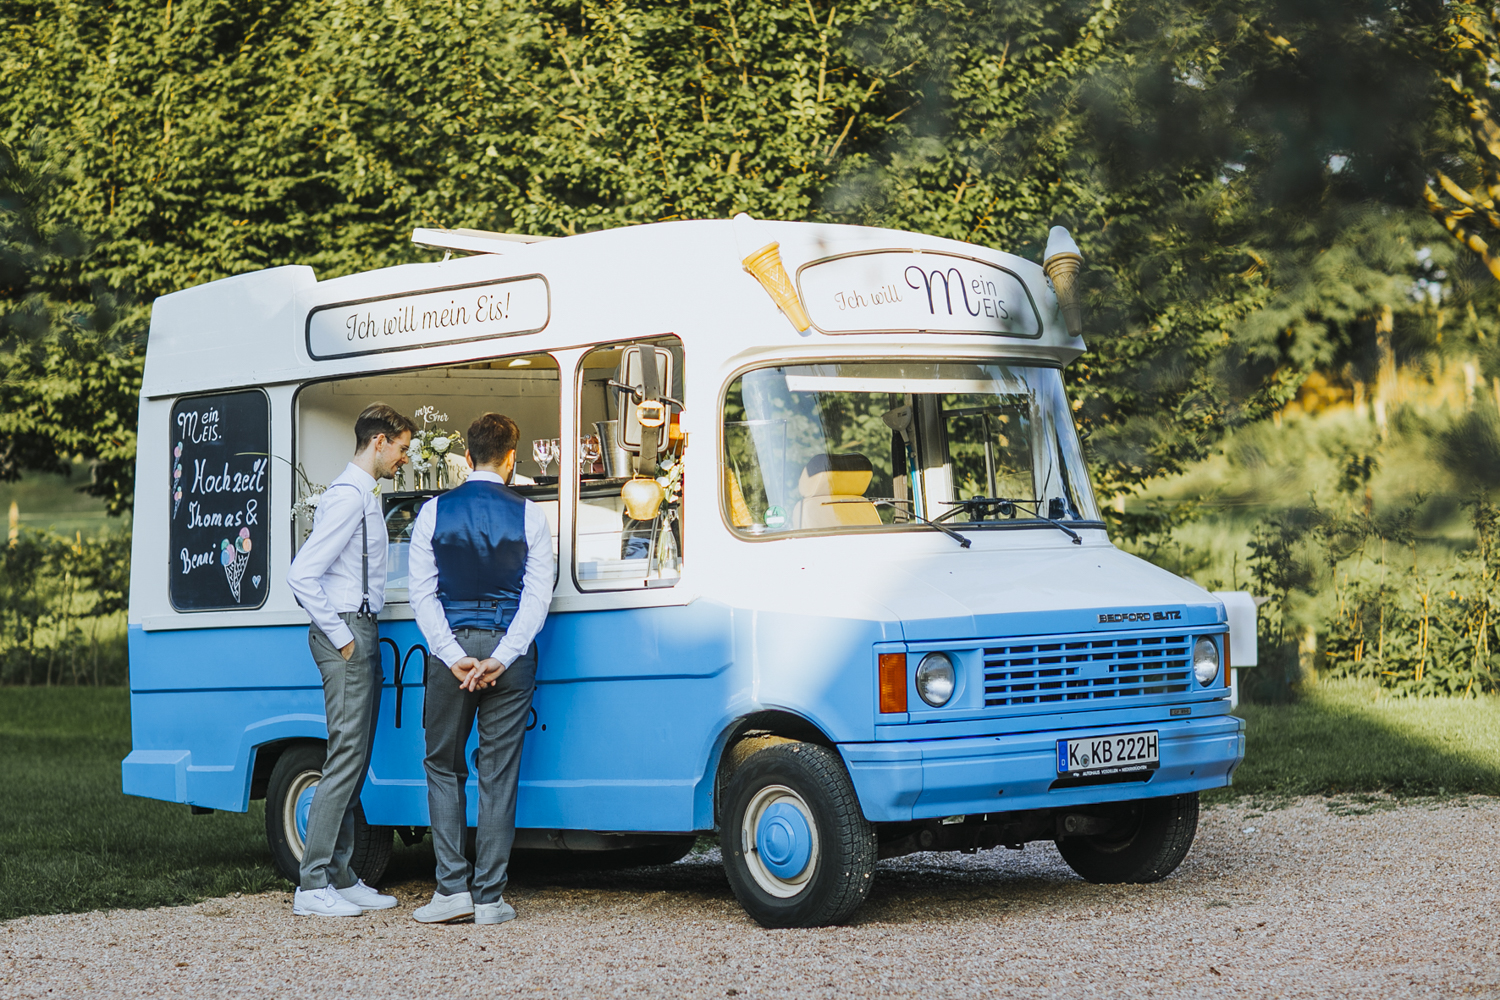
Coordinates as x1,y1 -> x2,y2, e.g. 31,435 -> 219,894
336,879 -> 397,910
474,900 -> 516,925
293,885 -> 362,917
412,890 -> 474,924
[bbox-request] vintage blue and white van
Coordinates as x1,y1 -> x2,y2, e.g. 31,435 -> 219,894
123,215 -> 1248,927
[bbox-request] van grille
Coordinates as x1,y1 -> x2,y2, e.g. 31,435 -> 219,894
982,634 -> 1192,708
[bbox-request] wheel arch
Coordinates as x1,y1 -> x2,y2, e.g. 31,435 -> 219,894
248,736 -> 326,802
706,710 -> 838,829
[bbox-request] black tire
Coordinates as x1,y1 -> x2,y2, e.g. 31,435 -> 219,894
721,742 -> 876,928
263,743 -> 394,886
1055,792 -> 1199,884
510,836 -> 696,874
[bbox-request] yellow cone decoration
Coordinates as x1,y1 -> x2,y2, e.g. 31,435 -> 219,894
1042,225 -> 1084,339
742,242 -> 812,332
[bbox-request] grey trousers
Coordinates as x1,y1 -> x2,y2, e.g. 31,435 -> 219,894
300,613 -> 382,890
423,628 -> 537,904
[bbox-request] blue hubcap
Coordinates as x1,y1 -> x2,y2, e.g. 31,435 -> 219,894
756,802 -> 812,879
294,784 -> 318,843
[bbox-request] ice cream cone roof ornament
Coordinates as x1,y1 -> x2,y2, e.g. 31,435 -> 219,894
736,214 -> 812,333
1042,225 -> 1084,340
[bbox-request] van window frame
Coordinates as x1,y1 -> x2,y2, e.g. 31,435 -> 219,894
288,351 -> 565,602
570,336 -> 686,594
716,355 -> 1107,542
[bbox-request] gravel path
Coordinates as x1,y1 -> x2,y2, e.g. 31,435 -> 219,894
3,796 -> 1497,999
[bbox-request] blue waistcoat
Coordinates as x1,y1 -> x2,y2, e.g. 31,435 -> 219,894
432,479 -> 529,631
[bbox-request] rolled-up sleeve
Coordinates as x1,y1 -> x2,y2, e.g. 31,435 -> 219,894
491,502 -> 555,666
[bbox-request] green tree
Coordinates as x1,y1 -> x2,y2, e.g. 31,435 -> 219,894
3,0 -> 1492,517
0,134 -> 141,511
833,0 -> 1487,507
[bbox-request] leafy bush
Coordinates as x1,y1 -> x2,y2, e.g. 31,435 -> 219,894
0,527 -> 128,685
1322,498 -> 1500,697
1242,485 -> 1500,699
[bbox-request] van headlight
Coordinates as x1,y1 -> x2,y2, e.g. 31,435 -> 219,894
915,652 -> 956,707
1192,638 -> 1220,685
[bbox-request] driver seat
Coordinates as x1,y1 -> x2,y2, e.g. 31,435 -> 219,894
792,454 -> 882,530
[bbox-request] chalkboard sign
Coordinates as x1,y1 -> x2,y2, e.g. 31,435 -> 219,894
169,391 -> 271,611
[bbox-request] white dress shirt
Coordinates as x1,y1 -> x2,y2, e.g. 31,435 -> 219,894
408,470 -> 554,668
287,463 -> 385,650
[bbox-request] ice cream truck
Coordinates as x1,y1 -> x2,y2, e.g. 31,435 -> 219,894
122,214 -> 1250,927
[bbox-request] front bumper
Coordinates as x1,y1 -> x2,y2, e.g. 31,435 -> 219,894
839,715 -> 1245,822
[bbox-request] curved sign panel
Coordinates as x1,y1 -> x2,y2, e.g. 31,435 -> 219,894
306,275 -> 550,360
795,250 -> 1043,338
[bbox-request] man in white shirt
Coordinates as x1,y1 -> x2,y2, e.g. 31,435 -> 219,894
286,403 -> 415,917
407,412 -> 553,925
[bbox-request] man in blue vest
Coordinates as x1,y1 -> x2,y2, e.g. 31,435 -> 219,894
406,412 -> 553,925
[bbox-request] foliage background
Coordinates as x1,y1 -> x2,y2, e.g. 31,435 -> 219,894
2,0 -> 1500,696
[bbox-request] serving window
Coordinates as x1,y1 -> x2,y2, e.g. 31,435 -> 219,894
573,337 -> 685,590
293,354 -> 561,603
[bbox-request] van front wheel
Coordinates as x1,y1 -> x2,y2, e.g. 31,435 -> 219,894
722,742 -> 876,928
1055,792 -> 1199,884
263,743 -> 393,887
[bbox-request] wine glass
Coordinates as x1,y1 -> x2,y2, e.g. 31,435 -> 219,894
580,435 -> 601,475
532,438 -> 553,478
549,439 -> 562,477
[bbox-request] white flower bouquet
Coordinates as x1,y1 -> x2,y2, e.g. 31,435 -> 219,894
398,422 -> 466,491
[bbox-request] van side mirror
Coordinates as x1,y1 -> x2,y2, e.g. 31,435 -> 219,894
614,346 -> 676,457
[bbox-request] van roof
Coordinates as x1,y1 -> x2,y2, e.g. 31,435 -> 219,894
142,218 -> 1083,398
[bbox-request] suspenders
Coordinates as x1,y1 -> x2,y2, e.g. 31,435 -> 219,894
331,482 -> 374,620
356,505 -> 372,620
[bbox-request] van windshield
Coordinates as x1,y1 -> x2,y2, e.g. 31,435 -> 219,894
723,361 -> 1100,537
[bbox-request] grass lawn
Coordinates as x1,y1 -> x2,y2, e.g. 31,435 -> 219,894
0,465 -> 128,537
1214,678 -> 1500,800
0,688 -> 278,921
1,683 -> 1496,920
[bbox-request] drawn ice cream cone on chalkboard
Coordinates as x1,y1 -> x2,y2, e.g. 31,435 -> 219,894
172,442 -> 184,518
221,528 -> 252,602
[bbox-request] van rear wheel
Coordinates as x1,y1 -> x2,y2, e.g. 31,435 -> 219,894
1055,792 -> 1199,884
264,743 -> 393,886
722,742 -> 876,928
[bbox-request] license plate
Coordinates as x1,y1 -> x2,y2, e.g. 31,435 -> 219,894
1056,730 -> 1159,776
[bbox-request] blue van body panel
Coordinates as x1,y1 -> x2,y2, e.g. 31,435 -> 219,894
841,715 -> 1246,822
127,600 -> 756,829
747,611 -> 894,745
124,599 -> 1245,831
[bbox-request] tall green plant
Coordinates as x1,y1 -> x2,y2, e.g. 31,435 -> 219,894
1324,496 -> 1500,697
0,527 -> 129,686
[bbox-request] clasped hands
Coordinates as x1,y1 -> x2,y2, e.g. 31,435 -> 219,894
450,656 -> 505,691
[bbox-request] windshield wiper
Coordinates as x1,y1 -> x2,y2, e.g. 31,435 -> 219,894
937,496 -> 1083,545
834,498 -> 972,549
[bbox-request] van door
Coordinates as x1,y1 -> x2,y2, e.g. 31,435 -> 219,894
520,336 -> 732,834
